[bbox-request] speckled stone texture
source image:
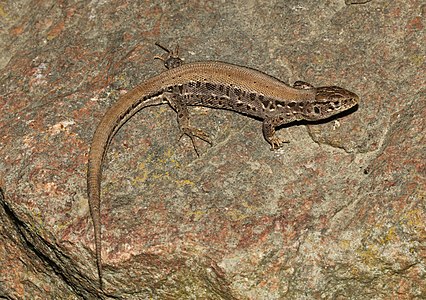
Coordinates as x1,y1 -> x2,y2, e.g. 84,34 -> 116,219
0,0 -> 424,299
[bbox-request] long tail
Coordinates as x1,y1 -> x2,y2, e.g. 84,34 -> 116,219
87,93 -> 167,289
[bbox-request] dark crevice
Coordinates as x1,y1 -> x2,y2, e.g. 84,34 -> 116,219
0,188 -> 107,299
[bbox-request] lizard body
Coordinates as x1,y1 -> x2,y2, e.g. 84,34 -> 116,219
87,45 -> 358,289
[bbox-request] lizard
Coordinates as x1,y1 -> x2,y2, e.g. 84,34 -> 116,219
87,43 -> 359,289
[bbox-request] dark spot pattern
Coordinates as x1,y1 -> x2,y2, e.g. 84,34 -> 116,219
314,107 -> 320,114
276,100 -> 286,107
260,98 -> 271,108
206,82 -> 216,90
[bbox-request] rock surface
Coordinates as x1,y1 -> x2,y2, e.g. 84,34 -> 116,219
0,0 -> 424,299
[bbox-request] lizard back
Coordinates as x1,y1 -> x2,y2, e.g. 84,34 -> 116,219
87,52 -> 358,290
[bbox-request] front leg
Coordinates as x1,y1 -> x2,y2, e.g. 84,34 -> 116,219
293,81 -> 315,90
262,117 -> 290,150
166,94 -> 212,155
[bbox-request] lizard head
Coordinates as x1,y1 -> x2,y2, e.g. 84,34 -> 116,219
303,86 -> 359,120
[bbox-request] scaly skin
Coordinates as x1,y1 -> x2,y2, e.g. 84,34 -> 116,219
87,45 -> 359,289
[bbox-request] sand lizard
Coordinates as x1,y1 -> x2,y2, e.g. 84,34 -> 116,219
87,44 -> 359,289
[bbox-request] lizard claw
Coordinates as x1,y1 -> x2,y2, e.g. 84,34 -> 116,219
180,127 -> 212,156
154,43 -> 183,69
293,81 -> 315,90
269,136 -> 289,150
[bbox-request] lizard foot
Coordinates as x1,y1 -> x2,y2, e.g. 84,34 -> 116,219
269,136 -> 289,151
179,127 -> 212,156
154,43 -> 183,69
293,81 -> 315,90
